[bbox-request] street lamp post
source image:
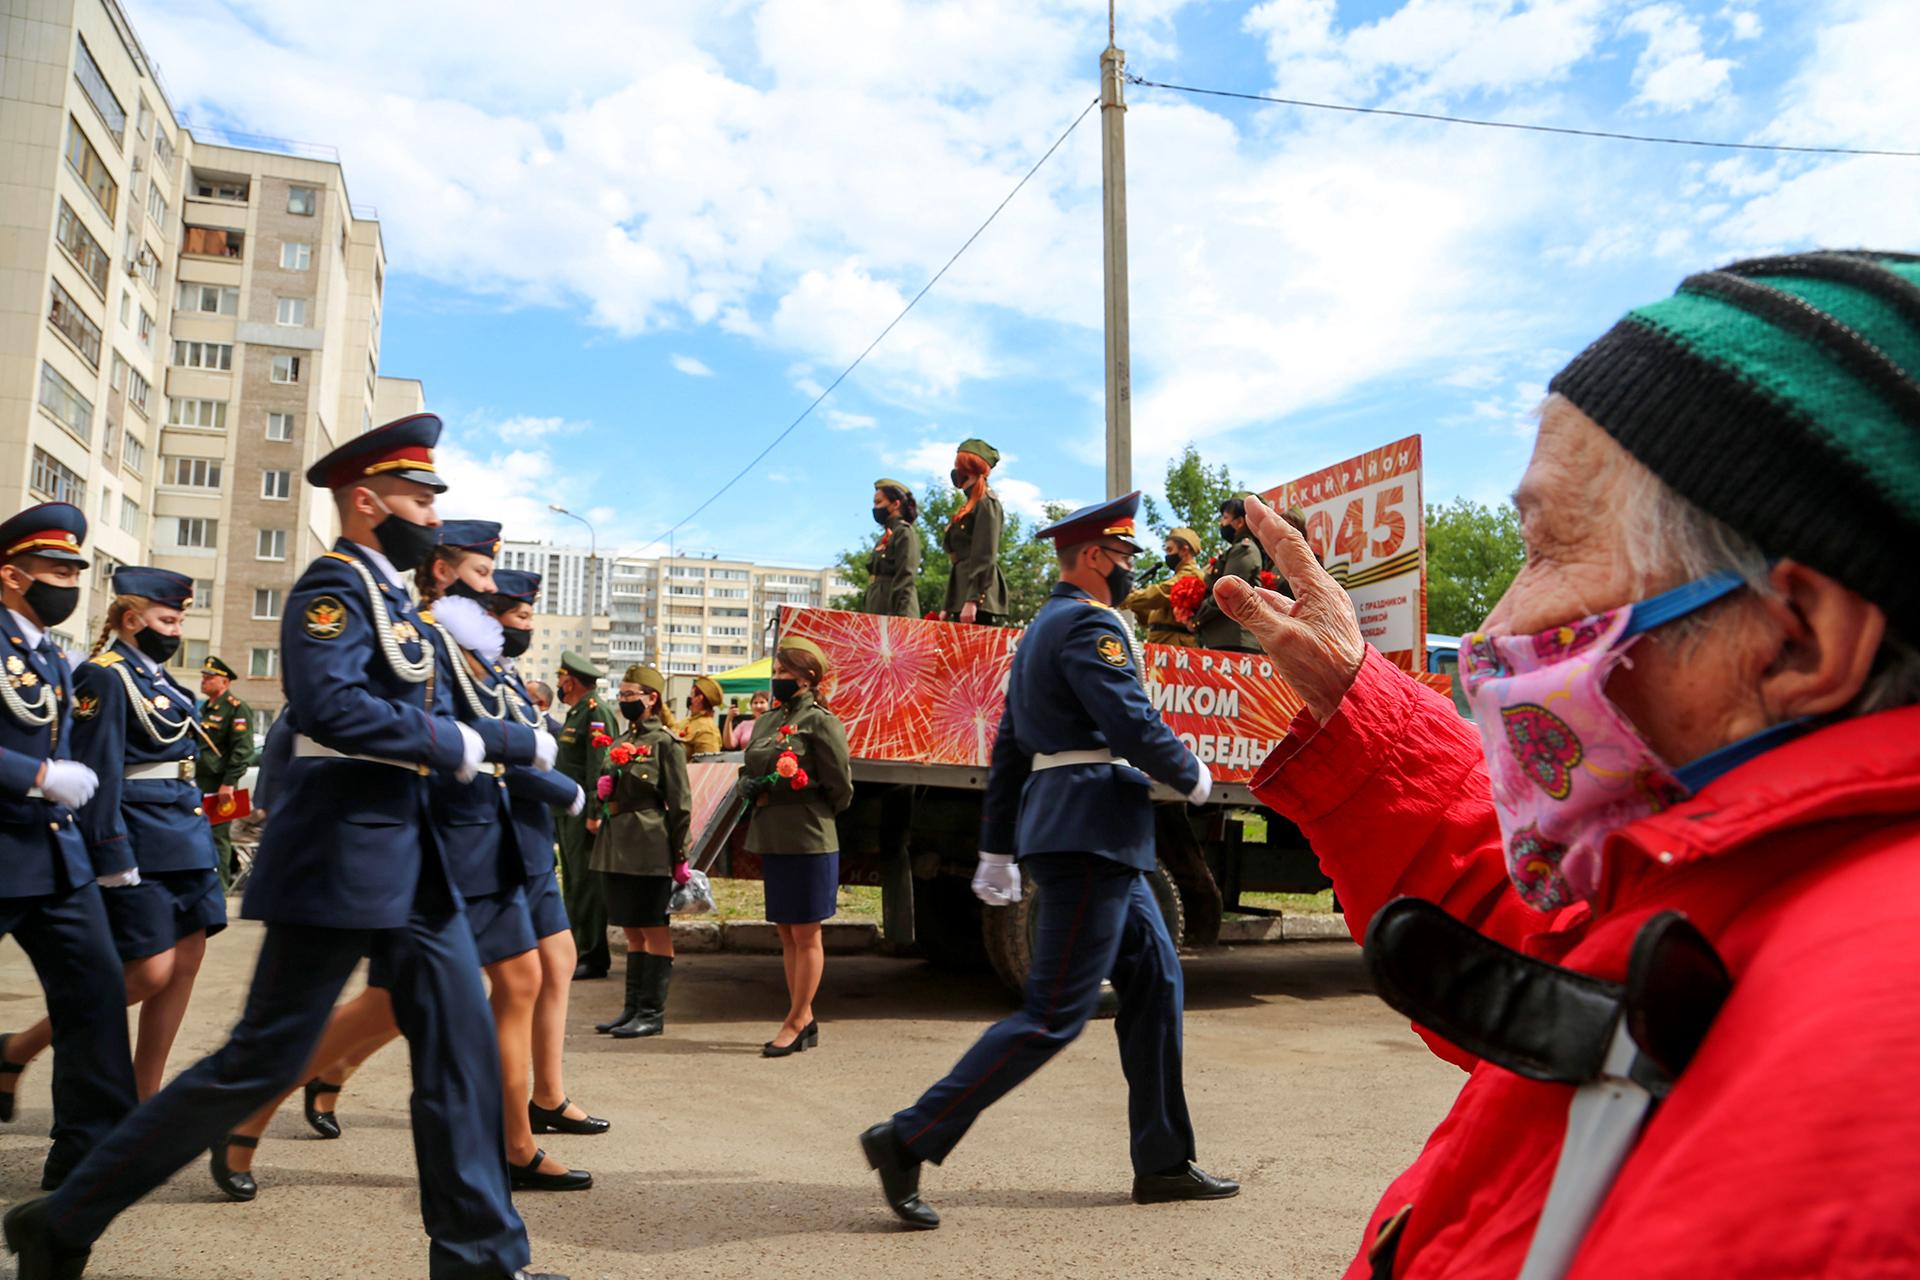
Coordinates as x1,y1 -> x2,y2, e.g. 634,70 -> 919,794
548,503 -> 600,668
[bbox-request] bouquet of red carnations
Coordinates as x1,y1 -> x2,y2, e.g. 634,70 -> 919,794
1169,574 -> 1207,623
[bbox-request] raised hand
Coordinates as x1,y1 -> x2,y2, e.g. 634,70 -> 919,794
1215,494 -> 1365,724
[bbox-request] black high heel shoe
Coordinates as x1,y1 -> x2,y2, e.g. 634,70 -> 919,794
529,1098 -> 610,1136
508,1148 -> 593,1192
303,1078 -> 343,1139
761,1020 -> 819,1058
211,1134 -> 259,1202
0,1032 -> 24,1123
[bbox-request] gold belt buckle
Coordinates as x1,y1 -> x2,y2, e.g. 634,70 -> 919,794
179,759 -> 194,782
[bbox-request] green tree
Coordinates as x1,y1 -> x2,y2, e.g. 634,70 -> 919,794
1424,497 -> 1526,635
832,488 -> 1068,625
1138,444 -> 1240,586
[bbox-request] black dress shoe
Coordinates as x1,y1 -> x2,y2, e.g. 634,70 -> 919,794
761,1020 -> 818,1058
0,1031 -> 24,1123
210,1135 -> 259,1202
3,1196 -> 91,1279
572,963 -> 609,981
39,1163 -> 70,1192
529,1098 -> 609,1136
1131,1163 -> 1240,1204
509,1149 -> 593,1192
858,1121 -> 939,1230
303,1078 -> 343,1139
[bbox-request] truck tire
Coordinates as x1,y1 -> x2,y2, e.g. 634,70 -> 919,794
912,872 -> 987,970
981,860 -> 1186,997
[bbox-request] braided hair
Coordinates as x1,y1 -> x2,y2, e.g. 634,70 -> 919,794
92,594 -> 153,657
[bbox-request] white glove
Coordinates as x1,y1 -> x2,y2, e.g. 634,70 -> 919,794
1187,763 -> 1213,807
40,760 -> 99,809
568,783 -> 586,817
533,728 -> 558,773
454,723 -> 486,784
971,853 -> 1021,906
96,867 -> 141,888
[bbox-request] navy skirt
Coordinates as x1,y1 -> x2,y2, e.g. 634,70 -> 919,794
761,852 -> 840,925
466,883 -> 538,967
102,868 -> 227,963
525,868 -> 571,940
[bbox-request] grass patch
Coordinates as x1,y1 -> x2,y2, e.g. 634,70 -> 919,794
705,876 -> 882,923
1230,889 -> 1336,917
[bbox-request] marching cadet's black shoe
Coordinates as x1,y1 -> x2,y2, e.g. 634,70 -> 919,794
0,1031 -> 24,1122
859,1121 -> 939,1230
508,1149 -> 593,1192
302,1078 -> 343,1139
529,1098 -> 610,1136
3,1196 -> 90,1279
1130,1163 -> 1240,1205
210,1135 -> 259,1202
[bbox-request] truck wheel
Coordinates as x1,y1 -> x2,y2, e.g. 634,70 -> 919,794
912,873 -> 987,970
982,861 -> 1186,997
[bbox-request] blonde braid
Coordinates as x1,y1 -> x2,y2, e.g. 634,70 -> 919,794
92,594 -> 151,657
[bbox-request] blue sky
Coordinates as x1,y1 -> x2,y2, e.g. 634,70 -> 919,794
127,0 -> 1918,566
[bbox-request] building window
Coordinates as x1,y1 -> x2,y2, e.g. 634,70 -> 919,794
171,340 -> 233,371
37,363 -> 92,443
249,647 -> 279,679
29,447 -> 87,506
136,98 -> 152,140
287,186 -> 317,216
261,469 -> 291,500
72,37 -> 126,144
256,528 -> 287,561
118,495 -> 142,537
154,129 -> 175,168
193,175 -> 247,201
177,283 -> 239,315
271,355 -> 302,384
280,241 -> 311,271
192,578 -> 214,603
125,367 -> 149,417
64,117 -> 117,218
252,588 -> 283,620
136,307 -> 154,349
171,516 -> 217,549
122,431 -> 145,475
135,240 -> 159,289
274,297 -> 308,326
47,278 -> 102,368
54,199 -> 109,295
170,638 -> 208,673
266,412 -> 295,441
163,456 -> 222,489
182,226 -> 243,258
167,398 -> 227,430
145,182 -> 168,229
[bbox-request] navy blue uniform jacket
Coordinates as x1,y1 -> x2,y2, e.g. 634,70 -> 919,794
0,612 -> 90,898
423,619 -> 528,899
241,542 -> 537,929
979,583 -> 1202,872
70,640 -> 217,877
498,664 -> 573,880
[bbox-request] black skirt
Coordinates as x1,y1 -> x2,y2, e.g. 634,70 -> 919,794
601,871 -> 674,928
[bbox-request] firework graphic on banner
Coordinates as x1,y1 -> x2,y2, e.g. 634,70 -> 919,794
781,608 -> 942,749
924,640 -> 1015,765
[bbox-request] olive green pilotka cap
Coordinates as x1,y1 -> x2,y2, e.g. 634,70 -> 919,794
1549,250 -> 1920,641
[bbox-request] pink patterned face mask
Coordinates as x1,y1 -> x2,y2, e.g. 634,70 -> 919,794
1458,573 -> 1745,911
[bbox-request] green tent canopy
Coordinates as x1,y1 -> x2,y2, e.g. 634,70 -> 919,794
711,656 -> 772,701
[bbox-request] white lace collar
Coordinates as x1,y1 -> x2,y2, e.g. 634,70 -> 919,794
433,594 -> 504,665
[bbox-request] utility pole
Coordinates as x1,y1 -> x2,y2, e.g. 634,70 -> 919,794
1100,0 -> 1132,501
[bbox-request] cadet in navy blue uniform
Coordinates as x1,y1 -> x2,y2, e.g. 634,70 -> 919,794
1,569 -> 225,1107
0,505 -> 137,1190
5,418 -> 568,1280
861,493 -> 1239,1229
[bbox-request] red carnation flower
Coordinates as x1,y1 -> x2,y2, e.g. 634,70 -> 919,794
1169,574 -> 1207,623
1259,570 -> 1278,590
609,742 -> 637,765
590,730 -> 613,750
789,768 -> 810,790
778,724 -> 797,738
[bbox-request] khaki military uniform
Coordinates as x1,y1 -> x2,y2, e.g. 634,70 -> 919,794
553,688 -> 613,971
942,491 -> 1009,621
1123,559 -> 1206,647
194,690 -> 257,889
680,712 -> 723,761
864,518 -> 922,618
743,692 -> 854,854
590,718 -> 690,878
1193,537 -> 1270,653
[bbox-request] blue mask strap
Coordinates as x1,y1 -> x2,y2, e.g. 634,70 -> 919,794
1621,570 -> 1747,639
1673,717 -> 1816,794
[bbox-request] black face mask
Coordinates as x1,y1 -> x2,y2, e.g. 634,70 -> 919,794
950,469 -> 971,490
619,698 -> 650,724
770,677 -> 801,705
22,580 -> 79,629
499,626 -> 532,659
446,579 -> 497,606
1102,559 -> 1134,607
135,628 -> 181,663
373,511 -> 438,572
1219,523 -> 1239,545
871,505 -> 891,526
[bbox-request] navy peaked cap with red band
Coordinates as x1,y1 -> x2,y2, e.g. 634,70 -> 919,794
0,502 -> 89,565
438,520 -> 502,558
1035,491 -> 1145,552
113,566 -> 195,609
306,413 -> 447,492
493,569 -> 540,605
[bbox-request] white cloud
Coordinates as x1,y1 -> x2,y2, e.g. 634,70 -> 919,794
486,414 -> 586,443
435,443 -> 583,543
669,353 -> 714,377
1722,7 -> 1762,40
1620,4 -> 1736,112
825,409 -> 878,431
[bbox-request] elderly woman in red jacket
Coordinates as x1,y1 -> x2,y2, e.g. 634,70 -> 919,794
1222,250 -> 1920,1279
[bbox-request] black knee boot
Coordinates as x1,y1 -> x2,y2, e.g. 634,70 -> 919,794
596,954 -> 643,1034
611,954 -> 671,1039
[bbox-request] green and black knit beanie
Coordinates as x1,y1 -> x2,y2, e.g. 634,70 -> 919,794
1550,250 -> 1920,640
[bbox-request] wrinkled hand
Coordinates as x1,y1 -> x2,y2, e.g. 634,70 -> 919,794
1216,495 -> 1366,724
970,853 -> 1021,906
532,729 -> 558,772
595,774 -> 614,801
39,760 -> 99,809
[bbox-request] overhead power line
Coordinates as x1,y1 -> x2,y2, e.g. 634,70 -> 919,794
642,95 -> 1100,552
1127,75 -> 1920,159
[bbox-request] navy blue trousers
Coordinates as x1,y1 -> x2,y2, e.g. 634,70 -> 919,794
894,852 -> 1196,1175
42,913 -> 529,1279
0,883 -> 136,1179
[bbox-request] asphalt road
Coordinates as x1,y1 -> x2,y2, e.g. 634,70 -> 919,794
0,923 -> 1462,1278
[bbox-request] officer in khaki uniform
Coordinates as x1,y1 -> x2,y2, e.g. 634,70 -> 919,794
679,676 -> 724,761
864,479 -> 921,618
1122,528 -> 1205,647
941,440 -> 1010,624
1192,495 -> 1272,654
551,651 -> 612,980
195,657 -> 257,890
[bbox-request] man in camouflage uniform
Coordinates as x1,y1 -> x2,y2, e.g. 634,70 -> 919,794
195,656 -> 257,891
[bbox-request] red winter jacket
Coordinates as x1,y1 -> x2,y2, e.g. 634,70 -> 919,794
1250,648 -> 1920,1279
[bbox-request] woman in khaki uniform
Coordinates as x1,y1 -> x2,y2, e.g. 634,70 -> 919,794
591,665 -> 690,1040
1122,528 -> 1206,647
941,439 -> 1009,624
741,638 -> 853,1057
680,675 -> 725,760
864,479 -> 921,618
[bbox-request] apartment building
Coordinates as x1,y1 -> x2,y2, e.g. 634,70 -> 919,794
497,541 -> 850,679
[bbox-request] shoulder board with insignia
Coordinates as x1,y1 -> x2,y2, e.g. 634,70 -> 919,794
418,609 -> 436,623
322,551 -> 355,563
89,652 -> 124,667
